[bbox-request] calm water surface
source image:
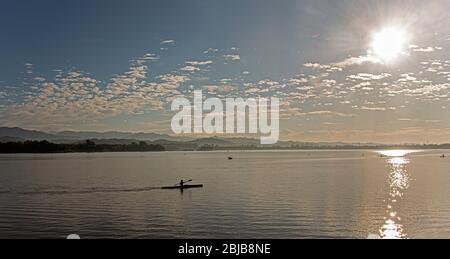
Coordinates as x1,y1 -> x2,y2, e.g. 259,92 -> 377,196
0,150 -> 449,239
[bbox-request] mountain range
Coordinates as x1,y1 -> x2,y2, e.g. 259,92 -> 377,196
1,127 -> 431,149
0,127 -> 316,148
0,127 -> 188,142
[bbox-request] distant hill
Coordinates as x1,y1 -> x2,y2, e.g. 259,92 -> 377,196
0,127 -> 57,141
2,127 -> 443,150
0,127 -> 188,142
70,139 -> 141,145
188,137 -> 235,146
0,127 -> 383,147
0,127 -> 292,148
55,131 -> 131,140
55,130 -> 191,142
127,132 -> 191,142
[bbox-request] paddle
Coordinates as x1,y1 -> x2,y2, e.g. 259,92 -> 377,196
176,179 -> 192,186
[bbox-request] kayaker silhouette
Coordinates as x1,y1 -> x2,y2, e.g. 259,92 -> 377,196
162,180 -> 202,190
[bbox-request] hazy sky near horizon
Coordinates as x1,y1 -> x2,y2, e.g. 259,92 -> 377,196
1,0 -> 450,143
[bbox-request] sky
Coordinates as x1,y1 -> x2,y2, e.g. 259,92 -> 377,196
0,0 -> 450,144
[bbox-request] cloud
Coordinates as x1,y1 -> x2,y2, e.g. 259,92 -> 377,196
287,78 -> 308,86
347,73 -> 392,81
223,54 -> 241,61
34,77 -> 46,82
411,46 -> 436,52
180,61 -> 213,73
185,60 -> 213,66
0,52 -> 192,129
160,39 -> 176,45
333,55 -> 382,68
180,66 -> 201,72
25,63 -> 34,75
298,110 -> 355,117
359,106 -> 387,111
140,53 -> 160,61
397,74 -> 417,82
202,85 -> 235,94
398,118 -> 441,123
352,82 -> 373,91
304,63 -> 332,69
303,63 -> 343,72
303,55 -> 382,71
158,74 -> 190,88
203,48 -> 219,54
5,71 -> 104,128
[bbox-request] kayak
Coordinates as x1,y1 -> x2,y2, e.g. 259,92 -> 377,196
161,184 -> 204,190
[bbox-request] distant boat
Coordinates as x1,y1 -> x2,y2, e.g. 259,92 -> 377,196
441,154 -> 446,158
228,157 -> 233,160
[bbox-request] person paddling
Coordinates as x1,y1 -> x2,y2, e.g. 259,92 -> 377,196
161,180 -> 202,190
177,179 -> 194,188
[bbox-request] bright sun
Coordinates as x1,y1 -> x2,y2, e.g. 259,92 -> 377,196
371,27 -> 409,62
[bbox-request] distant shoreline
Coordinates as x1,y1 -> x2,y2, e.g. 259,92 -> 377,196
0,140 -> 165,154
1,140 -> 450,154
2,127 -> 450,153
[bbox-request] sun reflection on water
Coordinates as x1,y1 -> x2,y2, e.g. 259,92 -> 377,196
378,150 -> 417,157
377,150 -> 413,239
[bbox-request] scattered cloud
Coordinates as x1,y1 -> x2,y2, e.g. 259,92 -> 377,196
2,33 -> 450,141
185,60 -> 213,66
202,85 -> 235,94
304,55 -> 382,72
180,66 -> 201,72
411,46 -> 437,52
203,48 -> 219,54
1,53 -> 192,129
299,110 -> 355,117
397,73 -> 417,82
333,55 -> 382,68
304,63 -> 332,69
140,53 -> 160,61
347,73 -> 392,81
160,39 -> 176,45
359,106 -> 387,111
223,54 -> 241,61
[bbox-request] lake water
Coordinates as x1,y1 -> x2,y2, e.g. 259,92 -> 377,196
0,150 -> 449,239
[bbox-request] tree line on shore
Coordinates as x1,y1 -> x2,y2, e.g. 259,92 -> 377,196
0,140 -> 165,153
1,139 -> 450,153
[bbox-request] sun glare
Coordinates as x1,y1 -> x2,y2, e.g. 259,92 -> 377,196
378,150 -> 415,157
371,27 -> 409,62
